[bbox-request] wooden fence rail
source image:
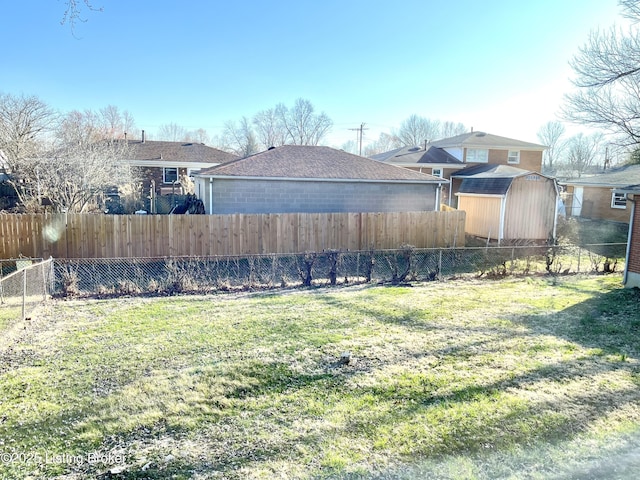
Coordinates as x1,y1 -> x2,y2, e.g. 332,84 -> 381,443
0,211 -> 465,259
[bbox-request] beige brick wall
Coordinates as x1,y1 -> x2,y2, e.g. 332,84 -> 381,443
464,149 -> 543,172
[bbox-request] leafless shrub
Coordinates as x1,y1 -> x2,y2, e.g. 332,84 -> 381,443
325,250 -> 341,286
297,252 -> 317,287
60,266 -> 80,297
165,259 -> 198,294
117,280 -> 141,296
385,244 -> 414,284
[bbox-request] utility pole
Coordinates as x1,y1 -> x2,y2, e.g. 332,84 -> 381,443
349,123 -> 369,156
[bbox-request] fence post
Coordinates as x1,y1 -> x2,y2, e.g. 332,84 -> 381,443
22,268 -> 27,321
577,247 -> 581,273
42,260 -> 47,301
438,249 -> 443,279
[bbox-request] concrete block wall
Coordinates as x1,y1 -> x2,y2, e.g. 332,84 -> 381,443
199,178 -> 437,214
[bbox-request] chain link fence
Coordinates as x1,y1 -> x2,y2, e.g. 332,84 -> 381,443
51,243 -> 627,298
0,258 -> 54,327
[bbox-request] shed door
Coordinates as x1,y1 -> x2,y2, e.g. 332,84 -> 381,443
572,187 -> 583,217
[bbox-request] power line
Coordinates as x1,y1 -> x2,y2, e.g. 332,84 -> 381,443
348,122 -> 369,156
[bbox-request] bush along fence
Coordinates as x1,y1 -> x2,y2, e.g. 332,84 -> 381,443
52,243 -> 627,298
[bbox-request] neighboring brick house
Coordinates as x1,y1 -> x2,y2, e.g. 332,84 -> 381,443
429,131 -> 545,172
370,145 -> 466,205
614,184 -> 640,288
126,133 -> 238,197
562,164 -> 640,224
194,145 -> 447,214
373,131 -> 547,208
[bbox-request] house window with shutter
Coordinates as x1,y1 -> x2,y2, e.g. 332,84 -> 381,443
508,150 -> 520,164
612,192 -> 627,209
163,167 -> 178,184
466,149 -> 488,163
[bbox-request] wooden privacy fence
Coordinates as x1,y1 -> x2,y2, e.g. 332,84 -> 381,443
0,211 -> 465,259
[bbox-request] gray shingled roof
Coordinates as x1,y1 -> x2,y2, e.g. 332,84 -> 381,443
615,183 -> 640,194
394,146 -> 463,165
453,164 -> 552,196
563,164 -> 640,187
370,145 -> 463,165
369,145 -> 423,162
430,132 -> 546,150
127,140 -> 238,164
198,145 -> 446,183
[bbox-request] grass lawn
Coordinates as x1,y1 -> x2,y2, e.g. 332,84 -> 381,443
1,274 -> 640,479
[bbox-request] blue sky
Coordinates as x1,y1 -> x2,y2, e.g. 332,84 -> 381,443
1,0 -> 624,148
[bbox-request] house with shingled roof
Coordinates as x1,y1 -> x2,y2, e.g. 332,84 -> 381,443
194,145 -> 447,214
373,131 -> 547,209
125,132 -> 238,198
562,164 -> 640,224
429,131 -> 546,172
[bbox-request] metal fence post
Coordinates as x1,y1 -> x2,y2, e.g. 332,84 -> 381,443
22,267 -> 27,321
577,247 -> 582,273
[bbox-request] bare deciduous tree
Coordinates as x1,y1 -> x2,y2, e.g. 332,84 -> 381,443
537,121 -> 566,172
440,121 -> 467,139
564,132 -> 604,178
363,132 -> 401,156
40,138 -> 134,213
61,0 -> 103,32
396,115 -> 441,147
276,98 -> 333,146
222,117 -> 260,158
216,98 -> 333,154
0,93 -> 57,208
1,96 -> 138,212
186,128 -> 211,145
564,1 -> 640,145
253,108 -> 287,148
158,123 -> 188,142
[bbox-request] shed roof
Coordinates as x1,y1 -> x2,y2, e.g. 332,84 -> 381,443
198,145 -> 446,183
451,164 -> 533,178
454,164 -> 552,196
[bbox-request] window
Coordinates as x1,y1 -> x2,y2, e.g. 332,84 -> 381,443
466,149 -> 488,163
507,150 -> 520,164
432,168 -> 443,177
611,192 -> 627,209
163,167 -> 178,184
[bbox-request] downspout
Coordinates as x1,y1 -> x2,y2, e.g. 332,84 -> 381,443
209,178 -> 213,214
435,183 -> 441,211
624,195 -> 635,286
552,187 -> 559,243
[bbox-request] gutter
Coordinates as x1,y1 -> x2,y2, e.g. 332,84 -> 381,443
194,174 -> 448,185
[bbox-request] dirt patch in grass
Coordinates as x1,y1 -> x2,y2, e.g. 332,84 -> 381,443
1,274 -> 639,479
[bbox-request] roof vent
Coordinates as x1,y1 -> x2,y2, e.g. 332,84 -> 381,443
268,146 -> 276,150
475,132 -> 486,137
